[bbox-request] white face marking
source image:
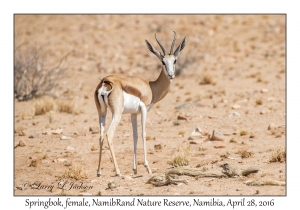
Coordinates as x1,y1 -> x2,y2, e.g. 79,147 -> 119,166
123,91 -> 141,114
162,55 -> 176,79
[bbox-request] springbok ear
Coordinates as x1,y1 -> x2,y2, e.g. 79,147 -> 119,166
145,40 -> 163,60
173,36 -> 187,57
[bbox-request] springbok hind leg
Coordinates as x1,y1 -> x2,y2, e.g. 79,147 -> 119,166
106,112 -> 122,176
97,95 -> 107,177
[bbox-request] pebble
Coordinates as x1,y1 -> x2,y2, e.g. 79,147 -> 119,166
29,133 -> 40,138
89,127 -> 99,134
52,129 -> 63,135
79,193 -> 93,196
108,181 -> 117,189
268,123 -> 277,130
122,175 -> 133,181
98,190 -> 106,196
18,131 -> 27,136
228,111 -> 240,118
232,104 -> 241,109
177,115 -> 188,121
260,108 -> 270,114
261,88 -> 269,93
214,145 -> 226,148
18,140 -> 27,147
60,135 -> 71,140
65,146 -> 75,152
57,158 -> 68,162
188,136 -> 194,140
190,127 -> 203,137
210,130 -> 225,141
154,144 -> 162,150
173,120 -> 180,126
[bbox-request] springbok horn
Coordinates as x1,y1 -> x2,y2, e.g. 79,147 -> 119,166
155,33 -> 166,56
170,31 -> 177,55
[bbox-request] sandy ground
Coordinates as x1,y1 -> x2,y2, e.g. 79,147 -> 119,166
14,15 -> 286,196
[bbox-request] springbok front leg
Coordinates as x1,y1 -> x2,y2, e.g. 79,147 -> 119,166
140,102 -> 152,174
131,114 -> 138,174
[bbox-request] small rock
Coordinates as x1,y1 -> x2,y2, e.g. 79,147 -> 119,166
98,190 -> 106,196
60,135 -> 71,140
29,133 -> 40,138
210,130 -> 225,141
42,131 -> 52,135
190,127 -> 203,137
79,193 -> 93,196
63,160 -> 72,166
189,141 -> 198,144
154,144 -> 162,150
18,130 -> 27,136
261,88 -> 269,93
228,111 -> 241,118
260,108 -> 270,114
108,181 -> 117,189
177,115 -> 188,121
18,140 -> 27,147
65,146 -> 75,152
89,127 -> 99,134
52,129 -> 63,135
173,120 -> 180,126
267,97 -> 276,101
29,160 -> 37,167
188,136 -> 194,140
57,158 -> 67,162
122,175 -> 133,181
249,134 -> 255,138
268,123 -> 277,130
41,159 -> 51,164
232,104 -> 241,109
214,145 -> 226,148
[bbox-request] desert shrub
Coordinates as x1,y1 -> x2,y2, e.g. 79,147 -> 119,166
57,165 -> 88,180
269,147 -> 286,163
14,46 -> 70,101
167,144 -> 190,167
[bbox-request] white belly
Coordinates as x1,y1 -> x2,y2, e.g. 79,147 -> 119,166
123,91 -> 141,114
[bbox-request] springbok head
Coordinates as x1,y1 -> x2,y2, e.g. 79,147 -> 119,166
145,31 -> 187,79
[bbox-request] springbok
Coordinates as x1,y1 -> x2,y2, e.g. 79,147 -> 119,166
94,31 -> 186,176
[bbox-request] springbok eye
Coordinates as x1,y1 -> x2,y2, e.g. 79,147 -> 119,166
162,61 -> 165,65
174,60 -> 177,64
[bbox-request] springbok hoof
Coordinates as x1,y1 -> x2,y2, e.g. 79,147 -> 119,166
145,165 -> 152,174
133,169 -> 137,174
97,172 -> 101,177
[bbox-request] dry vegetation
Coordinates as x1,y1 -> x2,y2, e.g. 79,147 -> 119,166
167,144 -> 191,167
57,165 -> 88,180
14,15 -> 286,196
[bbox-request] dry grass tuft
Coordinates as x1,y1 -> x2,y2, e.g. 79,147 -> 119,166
256,98 -> 263,105
56,100 -> 79,114
91,145 -> 98,151
178,131 -> 186,135
269,147 -> 286,163
57,165 -> 88,180
240,130 -> 248,136
33,96 -> 56,115
237,149 -> 253,158
229,138 -> 237,143
167,144 -> 190,167
199,72 -> 215,85
33,97 -> 81,115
